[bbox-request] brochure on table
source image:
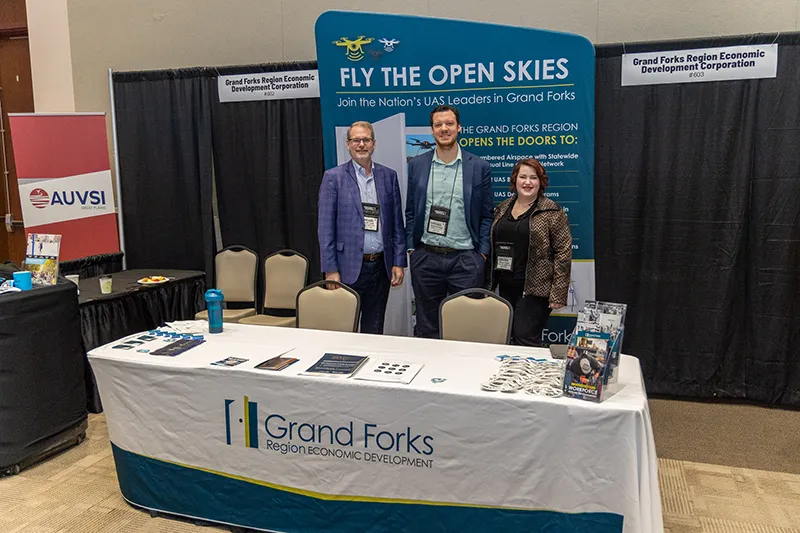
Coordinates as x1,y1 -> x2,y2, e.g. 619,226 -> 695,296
563,300 -> 627,402
299,353 -> 369,378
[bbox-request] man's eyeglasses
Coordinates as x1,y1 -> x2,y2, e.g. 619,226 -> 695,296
348,138 -> 374,145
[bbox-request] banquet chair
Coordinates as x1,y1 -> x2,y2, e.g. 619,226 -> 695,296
439,288 -> 514,345
295,280 -> 360,332
195,245 -> 258,323
239,249 -> 309,328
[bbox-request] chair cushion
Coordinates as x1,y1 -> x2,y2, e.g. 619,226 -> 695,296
238,314 -> 296,327
195,309 -> 256,323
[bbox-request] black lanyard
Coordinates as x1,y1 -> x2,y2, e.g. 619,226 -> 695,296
432,158 -> 461,211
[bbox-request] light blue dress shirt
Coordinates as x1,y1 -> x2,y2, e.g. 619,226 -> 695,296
352,160 -> 384,254
421,147 -> 473,250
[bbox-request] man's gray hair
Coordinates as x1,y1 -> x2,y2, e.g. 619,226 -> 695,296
346,121 -> 375,141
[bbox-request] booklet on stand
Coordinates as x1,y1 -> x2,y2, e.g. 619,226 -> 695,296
574,300 -> 627,384
563,345 -> 609,402
300,353 -> 369,378
573,330 -> 611,353
24,233 -> 62,285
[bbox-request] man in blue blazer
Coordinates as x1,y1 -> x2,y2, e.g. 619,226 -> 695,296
318,121 -> 407,334
405,105 -> 494,338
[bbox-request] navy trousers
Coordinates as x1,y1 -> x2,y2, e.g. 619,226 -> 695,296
409,247 -> 485,338
348,258 -> 390,335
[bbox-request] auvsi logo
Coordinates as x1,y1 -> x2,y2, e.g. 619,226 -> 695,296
29,188 -> 50,209
29,188 -> 108,210
333,36 -> 374,61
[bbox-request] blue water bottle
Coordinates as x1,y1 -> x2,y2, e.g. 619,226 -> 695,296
205,289 -> 224,334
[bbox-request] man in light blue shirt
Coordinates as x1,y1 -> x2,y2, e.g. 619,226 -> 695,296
422,146 -> 473,250
405,105 -> 494,338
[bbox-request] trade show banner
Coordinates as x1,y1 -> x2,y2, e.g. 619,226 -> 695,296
9,113 -> 119,261
315,11 -> 595,341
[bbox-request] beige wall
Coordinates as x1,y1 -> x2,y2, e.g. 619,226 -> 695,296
26,0 -> 74,112
23,0 -> 800,175
62,0 -> 800,112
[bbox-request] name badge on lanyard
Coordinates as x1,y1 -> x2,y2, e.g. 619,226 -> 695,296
427,206 -> 450,236
427,159 -> 461,237
363,203 -> 380,232
495,242 -> 514,271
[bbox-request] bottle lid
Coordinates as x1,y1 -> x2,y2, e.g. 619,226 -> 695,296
205,289 -> 224,301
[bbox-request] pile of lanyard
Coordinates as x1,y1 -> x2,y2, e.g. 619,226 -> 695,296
481,356 -> 565,398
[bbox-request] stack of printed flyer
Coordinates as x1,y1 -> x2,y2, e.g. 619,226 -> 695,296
24,234 -> 62,285
562,300 -> 627,402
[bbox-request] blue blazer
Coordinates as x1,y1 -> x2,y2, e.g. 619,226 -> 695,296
405,149 -> 494,254
318,160 -> 408,285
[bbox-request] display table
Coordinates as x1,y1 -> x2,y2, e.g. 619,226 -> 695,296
89,324 -> 663,533
79,269 -> 205,412
0,266 -> 88,475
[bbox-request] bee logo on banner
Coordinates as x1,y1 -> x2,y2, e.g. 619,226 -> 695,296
333,36 -> 374,61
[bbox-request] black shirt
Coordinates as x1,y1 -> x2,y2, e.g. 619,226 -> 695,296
493,197 -> 537,285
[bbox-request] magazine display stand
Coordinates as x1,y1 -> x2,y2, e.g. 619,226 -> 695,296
563,301 -> 627,403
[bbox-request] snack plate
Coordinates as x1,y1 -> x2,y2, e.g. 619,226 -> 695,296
137,277 -> 169,285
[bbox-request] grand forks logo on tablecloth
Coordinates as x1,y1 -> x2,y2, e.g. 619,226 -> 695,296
224,396 -> 260,448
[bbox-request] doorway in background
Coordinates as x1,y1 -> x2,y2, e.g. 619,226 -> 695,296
0,33 -> 34,264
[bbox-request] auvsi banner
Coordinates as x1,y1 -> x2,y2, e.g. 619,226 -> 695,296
9,113 -> 120,261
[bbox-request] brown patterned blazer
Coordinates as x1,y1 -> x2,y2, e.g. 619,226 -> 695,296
485,195 -> 572,304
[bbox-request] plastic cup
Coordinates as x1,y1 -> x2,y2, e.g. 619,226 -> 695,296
13,271 -> 32,290
99,275 -> 113,294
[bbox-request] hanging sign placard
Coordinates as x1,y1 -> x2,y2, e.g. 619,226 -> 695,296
218,70 -> 320,102
622,44 -> 778,86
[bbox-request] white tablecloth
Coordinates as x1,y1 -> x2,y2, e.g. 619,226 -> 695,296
89,323 -> 663,533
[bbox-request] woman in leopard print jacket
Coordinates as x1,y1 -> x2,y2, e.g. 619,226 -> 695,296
486,158 -> 572,346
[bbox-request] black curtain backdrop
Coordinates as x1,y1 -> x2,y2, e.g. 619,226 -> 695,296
113,70 -> 215,287
60,252 -> 124,279
209,62 -> 324,289
595,33 -> 800,406
112,35 -> 799,406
